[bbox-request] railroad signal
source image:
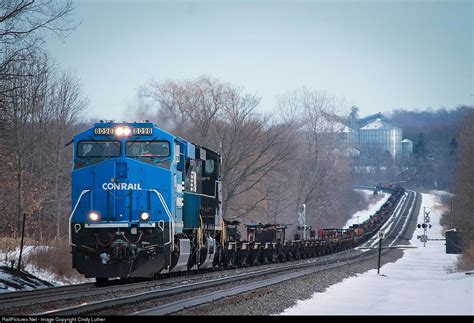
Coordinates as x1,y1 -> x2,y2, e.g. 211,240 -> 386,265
377,230 -> 384,274
418,207 -> 433,247
297,204 -> 309,239
417,224 -> 432,229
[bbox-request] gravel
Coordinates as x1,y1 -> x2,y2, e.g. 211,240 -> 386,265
178,249 -> 404,315
177,193 -> 421,316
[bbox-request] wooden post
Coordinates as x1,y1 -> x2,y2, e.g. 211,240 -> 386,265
17,213 -> 26,270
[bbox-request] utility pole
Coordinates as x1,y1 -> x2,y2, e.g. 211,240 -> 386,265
450,198 -> 453,230
17,213 -> 26,270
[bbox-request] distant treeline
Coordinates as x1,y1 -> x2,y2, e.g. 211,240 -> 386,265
449,113 -> 474,270
0,2 -> 363,240
387,106 -> 474,190
390,107 -> 474,269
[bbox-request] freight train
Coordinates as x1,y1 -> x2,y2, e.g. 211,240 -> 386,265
69,121 -> 405,284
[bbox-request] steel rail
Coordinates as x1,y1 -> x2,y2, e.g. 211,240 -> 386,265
0,282 -> 95,305
34,190 -> 417,316
133,191 -> 419,315
34,250 -> 370,316
134,255 -> 376,315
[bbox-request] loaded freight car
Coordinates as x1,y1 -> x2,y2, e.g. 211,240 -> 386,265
68,121 -> 406,284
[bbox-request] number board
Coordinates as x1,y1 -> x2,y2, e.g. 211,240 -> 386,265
132,127 -> 153,135
94,127 -> 153,135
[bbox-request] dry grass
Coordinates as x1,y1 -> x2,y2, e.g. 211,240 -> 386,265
431,191 -> 473,272
0,237 -> 39,268
25,239 -> 84,281
0,236 -> 85,282
457,242 -> 474,271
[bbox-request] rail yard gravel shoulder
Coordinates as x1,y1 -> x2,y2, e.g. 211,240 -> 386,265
178,249 -> 405,315
178,193 -> 420,316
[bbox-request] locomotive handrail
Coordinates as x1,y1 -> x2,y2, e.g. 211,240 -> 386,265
148,189 -> 174,251
69,189 -> 91,245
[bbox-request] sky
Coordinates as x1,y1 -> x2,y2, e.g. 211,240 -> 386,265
45,0 -> 473,120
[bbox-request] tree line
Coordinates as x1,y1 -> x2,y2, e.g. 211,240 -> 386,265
387,106 -> 473,190
446,113 -> 474,270
0,0 -> 87,239
135,79 -> 361,233
0,1 -> 362,240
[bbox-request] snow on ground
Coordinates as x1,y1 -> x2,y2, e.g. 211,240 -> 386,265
0,245 -> 91,291
282,192 -> 473,315
0,265 -> 54,293
344,189 -> 390,228
23,262 -> 91,286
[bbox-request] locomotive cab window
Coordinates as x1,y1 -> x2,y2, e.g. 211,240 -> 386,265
77,141 -> 121,158
75,141 -> 121,169
126,141 -> 171,168
126,141 -> 170,157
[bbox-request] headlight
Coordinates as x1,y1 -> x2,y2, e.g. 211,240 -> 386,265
88,211 -> 100,222
140,212 -> 150,221
115,126 -> 131,136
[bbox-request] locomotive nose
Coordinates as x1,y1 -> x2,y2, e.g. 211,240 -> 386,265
115,161 -> 128,180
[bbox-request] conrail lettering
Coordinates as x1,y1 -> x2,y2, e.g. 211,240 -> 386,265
102,183 -> 142,190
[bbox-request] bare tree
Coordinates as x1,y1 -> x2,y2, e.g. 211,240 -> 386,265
274,88 -> 355,230
0,54 -> 87,239
449,113 -> 474,270
135,76 -> 294,221
0,0 -> 75,90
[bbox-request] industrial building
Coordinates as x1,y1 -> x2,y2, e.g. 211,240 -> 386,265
347,109 -> 409,162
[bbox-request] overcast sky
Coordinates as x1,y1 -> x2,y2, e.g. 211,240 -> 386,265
46,0 -> 473,120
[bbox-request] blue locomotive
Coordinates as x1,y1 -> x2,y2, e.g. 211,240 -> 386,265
69,121 -> 222,282
69,121 -> 406,283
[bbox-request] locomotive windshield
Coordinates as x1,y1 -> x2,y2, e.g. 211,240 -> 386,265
75,141 -> 121,169
77,141 -> 120,158
126,141 -> 170,158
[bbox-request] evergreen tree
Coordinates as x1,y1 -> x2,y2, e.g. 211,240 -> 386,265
414,132 -> 426,159
449,137 -> 458,157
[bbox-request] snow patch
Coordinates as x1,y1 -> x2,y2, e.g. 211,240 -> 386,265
281,192 -> 473,315
344,189 -> 390,228
0,245 -> 91,290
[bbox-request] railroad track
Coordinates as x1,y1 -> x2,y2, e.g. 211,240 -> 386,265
20,189 -> 419,316
132,190 -> 420,316
0,249 -> 364,314
0,282 -> 95,308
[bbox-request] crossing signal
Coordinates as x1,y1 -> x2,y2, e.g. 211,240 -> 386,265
298,225 -> 312,231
